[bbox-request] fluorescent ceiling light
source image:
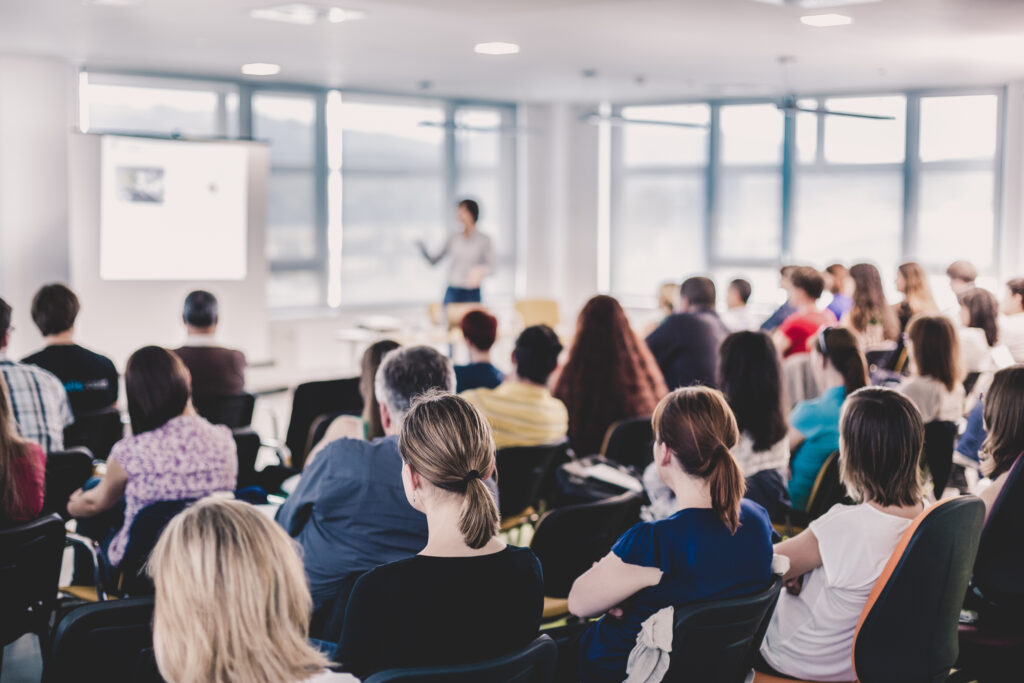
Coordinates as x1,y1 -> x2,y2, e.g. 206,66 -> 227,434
82,0 -> 143,5
800,13 -> 854,26
241,62 -> 281,76
250,4 -> 366,26
474,42 -> 520,56
753,0 -> 877,7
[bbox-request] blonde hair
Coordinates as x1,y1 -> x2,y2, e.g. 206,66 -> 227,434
147,498 -> 328,683
898,262 -> 939,317
398,390 -> 499,549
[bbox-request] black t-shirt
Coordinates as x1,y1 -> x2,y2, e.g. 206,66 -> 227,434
337,545 -> 544,679
645,310 -> 729,389
22,344 -> 118,416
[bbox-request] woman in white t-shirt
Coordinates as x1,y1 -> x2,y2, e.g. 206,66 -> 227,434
757,387 -> 926,682
959,288 -> 1000,374
898,316 -> 965,424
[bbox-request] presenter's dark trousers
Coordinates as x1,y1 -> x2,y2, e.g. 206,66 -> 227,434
443,286 -> 481,305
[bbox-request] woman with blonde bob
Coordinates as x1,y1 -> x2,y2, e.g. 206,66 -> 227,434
337,391 -> 543,679
148,498 -> 355,683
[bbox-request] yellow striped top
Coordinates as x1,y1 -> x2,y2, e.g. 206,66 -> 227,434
461,381 -> 569,450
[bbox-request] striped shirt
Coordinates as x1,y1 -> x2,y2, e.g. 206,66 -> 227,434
0,355 -> 74,453
461,381 -> 568,450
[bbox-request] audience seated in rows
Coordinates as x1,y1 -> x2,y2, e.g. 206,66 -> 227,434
22,283 -> 118,416
978,366 -> 1024,512
774,266 -> 837,358
824,263 -> 853,322
0,297 -> 72,453
645,331 -> 791,521
0,373 -> 45,527
173,290 -> 247,398
788,327 -> 868,511
277,345 -> 451,610
336,391 -> 543,679
845,262 -> 900,349
570,386 -> 775,682
898,316 -> 965,424
552,295 -> 667,456
67,346 -> 237,568
757,387 -> 926,681
721,278 -> 757,332
1000,277 -> 1024,362
761,265 -> 797,332
454,309 -> 504,393
462,324 -> 567,449
148,498 -> 356,683
893,261 -> 939,335
646,276 -> 729,389
960,287 -> 1001,374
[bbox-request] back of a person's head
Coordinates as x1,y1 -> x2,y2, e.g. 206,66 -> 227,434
898,262 -> 938,314
981,365 -> 1024,480
460,310 -> 498,352
31,283 -> 80,337
652,386 -> 744,532
0,297 -> 11,339
839,387 -> 923,508
513,324 -> 563,385
0,374 -> 31,520
961,287 -> 1000,347
814,327 -> 868,394
360,339 -> 401,438
125,346 -> 191,435
824,264 -> 848,294
148,498 -> 327,683
718,331 -> 787,452
374,345 -> 455,424
789,266 -> 825,301
907,316 -> 961,392
183,290 -> 218,329
947,260 -> 978,284
1007,278 -> 1024,302
780,265 -> 798,279
729,279 -> 752,305
679,276 -> 716,309
399,391 -> 499,549
458,198 -> 480,223
849,263 -> 898,338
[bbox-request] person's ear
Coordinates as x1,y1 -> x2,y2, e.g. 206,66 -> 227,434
408,466 -> 422,491
380,402 -> 392,431
655,441 -> 673,467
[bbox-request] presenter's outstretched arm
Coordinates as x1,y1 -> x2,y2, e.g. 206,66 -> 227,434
417,235 -> 451,266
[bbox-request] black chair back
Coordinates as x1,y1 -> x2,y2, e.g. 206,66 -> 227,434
496,442 -> 566,519
46,596 -> 155,683
805,451 -> 849,522
363,634 -> 558,683
923,421 -> 958,500
854,496 -> 984,683
232,428 -> 261,489
0,513 -> 65,647
117,499 -> 196,596
601,416 -> 655,471
43,447 -> 95,519
64,406 -> 124,460
663,576 -> 783,683
192,392 -> 256,429
285,377 -> 362,469
972,453 -> 1024,621
530,491 -> 644,597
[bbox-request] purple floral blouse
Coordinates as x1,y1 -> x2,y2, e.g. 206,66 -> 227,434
107,414 -> 237,566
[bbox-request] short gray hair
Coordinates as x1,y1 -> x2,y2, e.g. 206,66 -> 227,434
374,346 -> 456,425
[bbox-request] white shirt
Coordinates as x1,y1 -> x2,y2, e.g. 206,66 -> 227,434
733,434 -> 789,477
959,327 -> 994,374
721,306 -> 758,332
760,503 -> 916,682
999,313 -> 1024,364
422,230 -> 495,289
897,376 -> 965,424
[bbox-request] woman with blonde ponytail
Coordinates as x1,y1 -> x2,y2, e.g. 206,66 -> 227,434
570,386 -> 775,682
336,390 -> 543,679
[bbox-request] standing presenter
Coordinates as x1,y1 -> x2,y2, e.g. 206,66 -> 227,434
417,199 -> 495,305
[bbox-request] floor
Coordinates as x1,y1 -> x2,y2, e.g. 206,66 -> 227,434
3,635 -> 43,683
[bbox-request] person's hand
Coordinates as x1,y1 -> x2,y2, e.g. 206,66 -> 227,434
607,607 -> 625,619
784,574 -> 805,596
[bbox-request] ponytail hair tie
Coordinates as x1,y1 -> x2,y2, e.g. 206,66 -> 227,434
462,469 -> 482,483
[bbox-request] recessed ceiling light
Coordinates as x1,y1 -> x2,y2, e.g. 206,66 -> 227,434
753,0 -> 877,7
474,42 -> 520,56
800,13 -> 854,26
250,4 -> 366,26
241,63 -> 281,76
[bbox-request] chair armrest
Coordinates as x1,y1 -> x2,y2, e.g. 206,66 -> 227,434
64,532 -> 107,601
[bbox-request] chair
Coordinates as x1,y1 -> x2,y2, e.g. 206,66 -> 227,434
0,513 -> 65,669
780,451 -> 848,536
662,575 -> 783,683
232,427 -> 261,489
116,499 -> 196,597
600,416 -> 654,471
43,447 -> 95,519
311,570 -> 366,643
192,392 -> 256,429
923,421 -> 957,500
363,634 -> 558,683
515,299 -> 560,328
755,496 -> 985,683
45,596 -> 156,683
285,377 -> 363,469
63,406 -> 124,460
496,442 -> 566,530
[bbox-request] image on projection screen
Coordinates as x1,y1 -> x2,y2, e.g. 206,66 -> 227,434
100,136 -> 249,280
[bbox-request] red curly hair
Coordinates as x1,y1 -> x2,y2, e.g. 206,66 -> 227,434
553,295 -> 669,455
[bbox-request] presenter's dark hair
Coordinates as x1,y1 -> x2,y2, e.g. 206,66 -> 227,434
183,290 -> 219,328
0,298 -> 11,336
513,325 -> 562,385
680,277 -> 716,308
126,346 -> 192,435
31,284 -> 80,336
729,279 -> 752,305
458,199 -> 480,223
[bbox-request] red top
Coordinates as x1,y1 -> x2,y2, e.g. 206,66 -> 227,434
779,309 -> 838,358
6,442 -> 46,522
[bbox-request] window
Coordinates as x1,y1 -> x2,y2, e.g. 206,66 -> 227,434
822,96 -> 906,164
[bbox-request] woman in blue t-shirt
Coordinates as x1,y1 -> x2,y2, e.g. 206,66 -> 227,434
569,386 -> 776,682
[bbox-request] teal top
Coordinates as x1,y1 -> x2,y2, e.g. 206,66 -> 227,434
788,386 -> 846,511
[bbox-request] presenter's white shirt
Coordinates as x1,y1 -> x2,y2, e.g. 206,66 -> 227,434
433,230 -> 495,289
999,313 -> 1024,363
760,503 -> 916,682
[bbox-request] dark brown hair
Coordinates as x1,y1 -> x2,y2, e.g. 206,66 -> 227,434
849,263 -> 900,342
815,327 -> 869,394
980,366 -> 1024,480
360,340 -> 400,440
679,277 -> 716,309
839,387 -> 924,508
719,332 -> 788,452
554,295 -> 668,455
790,266 -> 825,300
906,316 -> 962,392
652,387 -> 744,532
825,264 -> 848,295
1007,278 -> 1024,301
0,374 -> 35,520
399,391 -> 498,549
126,346 -> 192,435
961,288 -> 1000,347
31,283 -> 80,336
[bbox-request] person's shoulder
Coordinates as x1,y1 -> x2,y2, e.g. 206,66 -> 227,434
18,361 -> 65,390
20,348 -> 47,365
739,498 -> 773,532
809,502 -> 869,531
